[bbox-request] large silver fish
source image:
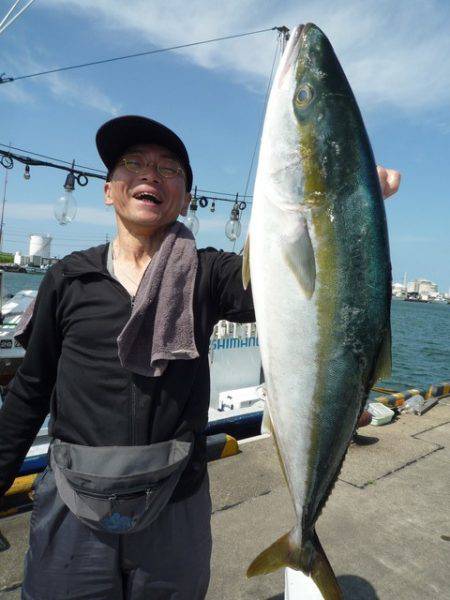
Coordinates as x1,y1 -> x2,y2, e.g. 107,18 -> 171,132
243,23 -> 392,598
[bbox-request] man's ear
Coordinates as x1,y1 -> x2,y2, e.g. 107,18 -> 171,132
180,193 -> 191,217
104,182 -> 113,206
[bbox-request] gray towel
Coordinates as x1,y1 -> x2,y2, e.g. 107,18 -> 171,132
117,221 -> 199,377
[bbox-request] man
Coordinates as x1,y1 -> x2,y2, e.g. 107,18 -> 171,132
0,115 -> 400,599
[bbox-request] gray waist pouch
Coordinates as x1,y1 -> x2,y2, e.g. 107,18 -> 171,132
50,432 -> 193,534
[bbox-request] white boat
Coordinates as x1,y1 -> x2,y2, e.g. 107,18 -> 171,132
0,290 -> 37,385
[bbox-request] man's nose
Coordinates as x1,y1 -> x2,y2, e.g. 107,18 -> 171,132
139,163 -> 161,181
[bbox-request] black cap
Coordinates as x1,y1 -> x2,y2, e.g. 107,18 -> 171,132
96,115 -> 193,191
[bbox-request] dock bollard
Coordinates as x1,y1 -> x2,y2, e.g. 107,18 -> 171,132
206,433 -> 239,461
375,381 -> 450,409
5,473 -> 37,497
0,473 -> 39,519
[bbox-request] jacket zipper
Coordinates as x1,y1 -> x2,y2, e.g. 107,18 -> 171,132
71,482 -> 158,501
130,295 -> 136,446
64,265 -> 141,448
97,275 -> 138,447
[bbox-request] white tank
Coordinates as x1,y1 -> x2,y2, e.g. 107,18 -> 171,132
14,251 -> 22,266
29,234 -> 52,259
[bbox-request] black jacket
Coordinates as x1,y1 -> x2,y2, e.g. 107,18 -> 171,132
0,243 -> 255,500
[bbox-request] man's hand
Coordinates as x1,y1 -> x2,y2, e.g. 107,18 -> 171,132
377,166 -> 401,199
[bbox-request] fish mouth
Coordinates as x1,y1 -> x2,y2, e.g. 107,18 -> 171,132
285,25 -> 304,63
279,23 -> 318,79
277,24 -> 308,87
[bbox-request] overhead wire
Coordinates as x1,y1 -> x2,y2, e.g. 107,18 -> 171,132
242,32 -> 281,200
0,143 -> 106,174
0,25 -> 288,252
233,31 -> 282,253
0,26 -> 279,84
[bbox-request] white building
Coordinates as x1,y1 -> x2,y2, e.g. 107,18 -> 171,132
406,278 -> 439,300
416,279 -> 438,297
392,282 -> 406,297
29,234 -> 52,260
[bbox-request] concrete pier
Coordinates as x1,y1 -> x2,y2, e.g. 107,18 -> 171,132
1,398 -> 450,599
207,398 -> 450,599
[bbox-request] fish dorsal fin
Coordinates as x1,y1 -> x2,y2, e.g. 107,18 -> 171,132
374,325 -> 392,381
242,234 -> 251,290
281,219 -> 316,298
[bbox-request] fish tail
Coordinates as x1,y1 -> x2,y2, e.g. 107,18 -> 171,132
310,531 -> 342,599
247,530 -> 300,577
247,529 -> 342,599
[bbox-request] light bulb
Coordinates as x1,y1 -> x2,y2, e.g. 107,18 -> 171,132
54,189 -> 77,225
184,209 -> 199,236
54,171 -> 77,225
225,206 -> 241,241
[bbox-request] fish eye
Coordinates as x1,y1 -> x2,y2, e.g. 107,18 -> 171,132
295,84 -> 314,107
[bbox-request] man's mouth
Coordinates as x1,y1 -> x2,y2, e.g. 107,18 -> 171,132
133,192 -> 162,205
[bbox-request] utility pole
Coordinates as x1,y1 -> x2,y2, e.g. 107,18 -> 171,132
0,162 -> 7,320
0,163 -> 8,254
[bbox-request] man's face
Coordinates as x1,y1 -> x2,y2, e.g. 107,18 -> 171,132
104,143 -> 191,234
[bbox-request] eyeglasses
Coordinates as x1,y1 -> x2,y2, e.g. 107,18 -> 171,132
119,154 -> 185,180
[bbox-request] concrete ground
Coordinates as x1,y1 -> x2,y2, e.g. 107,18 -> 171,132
1,398 -> 449,599
207,398 -> 450,600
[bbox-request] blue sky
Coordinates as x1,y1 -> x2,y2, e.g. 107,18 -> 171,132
1,0 -> 449,292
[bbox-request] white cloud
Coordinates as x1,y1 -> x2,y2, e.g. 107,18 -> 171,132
40,0 -> 450,115
0,81 -> 34,105
0,47 -> 120,115
6,201 -> 116,226
45,72 -> 120,116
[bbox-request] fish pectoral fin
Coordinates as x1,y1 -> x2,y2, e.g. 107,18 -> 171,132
242,234 -> 251,290
374,325 -> 392,381
247,530 -> 342,599
281,221 -> 316,298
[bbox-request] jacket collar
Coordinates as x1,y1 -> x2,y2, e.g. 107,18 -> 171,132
61,243 -> 110,278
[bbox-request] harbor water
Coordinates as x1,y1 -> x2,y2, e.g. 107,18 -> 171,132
2,271 -> 449,393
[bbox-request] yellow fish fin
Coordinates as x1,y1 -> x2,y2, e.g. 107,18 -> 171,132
247,530 -> 300,577
310,531 -> 343,599
247,530 -> 342,599
242,234 -> 251,290
374,325 -> 392,381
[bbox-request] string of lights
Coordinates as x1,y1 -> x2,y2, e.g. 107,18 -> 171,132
0,142 -> 255,199
0,145 -> 252,240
